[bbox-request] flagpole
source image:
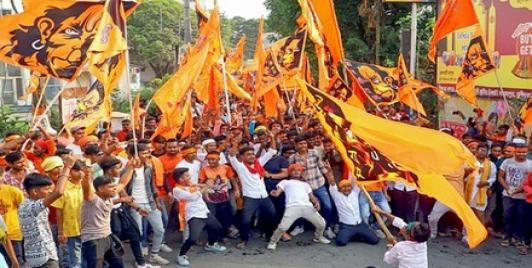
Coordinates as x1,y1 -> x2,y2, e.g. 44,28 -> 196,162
124,21 -> 138,157
493,69 -> 514,120
141,98 -> 153,139
221,59 -> 232,123
30,77 -> 50,125
282,80 -> 296,122
359,185 -> 395,242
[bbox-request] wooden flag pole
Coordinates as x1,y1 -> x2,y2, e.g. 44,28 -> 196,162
124,21 -> 138,157
493,69 -> 514,120
359,185 -> 395,241
30,77 -> 50,125
221,59 -> 233,123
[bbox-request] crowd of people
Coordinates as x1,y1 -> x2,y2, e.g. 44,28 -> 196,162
0,97 -> 531,268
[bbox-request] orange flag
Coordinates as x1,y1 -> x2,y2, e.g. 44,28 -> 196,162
0,0 -> 105,80
252,18 -> 266,109
225,35 -> 246,74
195,0 -> 210,29
309,0 -> 344,65
455,25 -> 495,107
520,97 -> 532,126
396,54 -> 426,116
152,93 -> 191,140
428,0 -> 479,62
132,94 -> 142,130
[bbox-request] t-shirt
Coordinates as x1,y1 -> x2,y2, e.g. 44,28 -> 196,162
0,184 -> 24,241
172,186 -> 210,221
383,241 -> 428,268
131,167 -> 149,204
158,154 -> 183,189
199,165 -> 235,203
18,199 -> 58,267
176,160 -> 202,184
277,179 -> 313,208
500,158 -> 532,200
51,181 -> 83,237
263,155 -> 289,176
81,195 -> 113,243
66,143 -> 83,156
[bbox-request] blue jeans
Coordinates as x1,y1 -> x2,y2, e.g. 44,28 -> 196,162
359,191 -> 391,229
130,203 -> 165,253
503,197 -> 525,240
240,197 -> 277,242
11,240 -> 24,265
313,185 -> 333,227
67,236 -> 82,268
336,223 -> 380,246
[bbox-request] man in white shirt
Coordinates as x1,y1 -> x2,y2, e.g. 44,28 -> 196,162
176,145 -> 201,184
228,141 -> 277,249
327,176 -> 380,246
65,126 -> 86,156
267,163 -> 330,250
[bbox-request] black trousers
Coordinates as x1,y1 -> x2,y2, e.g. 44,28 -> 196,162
110,207 -> 145,265
335,222 -> 380,246
390,189 -> 418,223
207,201 -> 234,232
179,214 -> 223,256
82,236 -> 123,268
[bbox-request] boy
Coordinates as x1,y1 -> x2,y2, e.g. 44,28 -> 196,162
18,156 -> 74,268
51,161 -> 84,268
80,157 -> 138,268
0,169 -> 24,265
172,168 -> 226,266
373,207 -> 430,268
267,163 -> 330,250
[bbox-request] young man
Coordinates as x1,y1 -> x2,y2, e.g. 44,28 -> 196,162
125,144 -> 171,265
464,143 -> 496,225
289,135 -> 336,239
176,145 -> 201,184
498,143 -> 532,248
227,142 -> 277,248
158,139 -> 183,192
373,207 -> 430,268
24,126 -> 57,174
173,167 -> 226,266
117,119 -> 132,142
327,176 -> 380,246
267,163 -> 330,250
83,144 -> 104,178
66,126 -> 86,156
0,172 -> 25,266
100,156 -> 159,268
198,151 -> 240,237
51,161 -> 85,268
4,151 -> 30,190
19,156 -> 73,268
80,156 -> 138,268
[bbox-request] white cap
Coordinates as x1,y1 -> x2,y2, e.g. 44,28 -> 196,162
512,137 -> 526,145
202,139 -> 216,147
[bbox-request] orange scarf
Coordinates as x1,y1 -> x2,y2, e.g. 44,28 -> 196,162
176,184 -> 197,231
465,159 -> 491,207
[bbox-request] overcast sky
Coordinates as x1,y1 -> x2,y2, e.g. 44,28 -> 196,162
203,0 -> 269,19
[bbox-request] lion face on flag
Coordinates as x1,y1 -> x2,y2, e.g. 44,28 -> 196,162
460,36 -> 494,80
355,64 -> 398,105
72,81 -> 105,120
0,2 -> 102,80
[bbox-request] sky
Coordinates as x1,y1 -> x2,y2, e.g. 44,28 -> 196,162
203,0 -> 269,19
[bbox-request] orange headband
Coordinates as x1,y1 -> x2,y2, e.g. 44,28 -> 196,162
338,180 -> 352,188
5,135 -> 22,142
181,147 -> 197,155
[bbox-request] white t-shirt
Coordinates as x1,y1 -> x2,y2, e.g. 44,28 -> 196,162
176,160 -> 202,184
66,143 -> 83,155
277,179 -> 313,208
131,167 -> 149,204
329,184 -> 362,225
172,186 -> 210,221
228,149 -> 276,199
500,158 -> 532,200
384,241 -> 428,268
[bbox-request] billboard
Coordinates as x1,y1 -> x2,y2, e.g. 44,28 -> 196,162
436,0 -> 532,99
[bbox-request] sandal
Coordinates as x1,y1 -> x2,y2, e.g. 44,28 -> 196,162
500,239 -> 510,247
518,245 -> 529,255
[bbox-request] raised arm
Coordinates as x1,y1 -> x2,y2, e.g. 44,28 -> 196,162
116,158 -> 139,193
43,156 -> 74,207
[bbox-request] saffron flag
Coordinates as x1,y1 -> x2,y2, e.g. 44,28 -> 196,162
131,94 -> 142,130
153,43 -> 210,115
88,0 -> 138,95
152,92 -> 192,140
195,0 -> 209,29
346,60 -> 400,107
0,0 -> 105,80
271,28 -> 307,77
327,74 -> 364,109
396,54 -> 426,116
225,35 -> 246,74
64,81 -> 112,135
252,17 -> 266,106
520,97 -> 532,126
214,67 -> 251,101
297,78 -> 486,249
428,0 -> 479,62
455,25 -> 495,107
30,73 -> 49,117
308,0 -> 344,66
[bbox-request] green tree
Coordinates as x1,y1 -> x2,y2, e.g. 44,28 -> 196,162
230,16 -> 260,60
0,106 -> 30,138
128,0 -> 184,78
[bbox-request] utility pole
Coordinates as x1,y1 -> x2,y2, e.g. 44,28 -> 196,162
410,2 -> 417,75
375,0 -> 382,65
183,0 -> 192,43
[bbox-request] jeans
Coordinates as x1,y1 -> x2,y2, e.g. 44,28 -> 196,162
313,185 -> 333,227
240,197 -> 277,242
129,203 -> 165,253
359,191 -> 391,228
66,236 -> 82,268
179,214 -> 223,256
389,189 -> 417,222
265,179 -> 286,226
50,223 -> 69,268
270,206 -> 326,243
524,202 -> 532,245
336,222 -> 380,246
502,197 -> 526,240
111,207 -> 145,265
207,201 -> 234,232
81,236 -> 123,268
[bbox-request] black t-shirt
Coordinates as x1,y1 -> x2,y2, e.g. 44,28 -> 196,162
264,155 -> 289,177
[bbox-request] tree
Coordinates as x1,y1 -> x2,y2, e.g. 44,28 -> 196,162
128,0 -> 184,78
230,16 -> 260,60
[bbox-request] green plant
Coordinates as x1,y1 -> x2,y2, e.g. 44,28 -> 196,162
0,106 -> 30,138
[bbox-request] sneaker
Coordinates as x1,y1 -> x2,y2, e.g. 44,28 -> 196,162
266,241 -> 277,250
500,238 -> 511,247
159,243 -> 173,253
290,225 -> 304,237
324,227 -> 336,239
430,232 -> 437,239
136,264 -> 161,268
149,254 -> 170,265
461,236 -> 469,246
141,246 -> 149,256
313,236 -> 331,244
176,255 -> 190,266
375,230 -> 386,239
204,242 -> 227,253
